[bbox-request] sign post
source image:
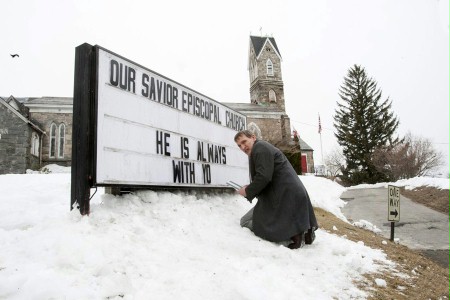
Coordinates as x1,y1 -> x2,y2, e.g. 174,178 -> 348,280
388,185 -> 400,241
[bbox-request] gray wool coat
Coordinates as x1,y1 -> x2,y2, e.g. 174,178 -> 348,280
245,140 -> 318,242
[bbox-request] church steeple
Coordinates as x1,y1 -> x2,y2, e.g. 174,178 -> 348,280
248,36 -> 285,111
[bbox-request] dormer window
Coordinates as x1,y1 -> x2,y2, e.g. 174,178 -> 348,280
266,59 -> 273,76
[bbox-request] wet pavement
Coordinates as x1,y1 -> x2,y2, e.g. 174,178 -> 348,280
340,187 -> 449,268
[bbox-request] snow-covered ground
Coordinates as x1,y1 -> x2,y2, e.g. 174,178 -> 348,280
0,165 -> 446,299
347,176 -> 449,190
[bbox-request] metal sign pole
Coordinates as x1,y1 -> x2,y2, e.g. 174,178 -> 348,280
387,185 -> 400,242
390,222 -> 395,241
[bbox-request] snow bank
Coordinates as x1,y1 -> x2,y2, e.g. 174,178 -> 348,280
0,173 -> 395,299
348,176 -> 449,190
300,175 -> 347,220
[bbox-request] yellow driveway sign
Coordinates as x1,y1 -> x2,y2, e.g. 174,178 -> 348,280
388,185 -> 400,222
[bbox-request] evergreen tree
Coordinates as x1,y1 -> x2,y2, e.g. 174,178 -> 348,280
334,65 -> 400,185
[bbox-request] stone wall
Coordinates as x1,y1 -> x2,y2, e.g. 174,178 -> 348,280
0,106 -> 31,174
27,148 -> 41,171
247,114 -> 291,145
304,152 -> 315,173
250,81 -> 285,111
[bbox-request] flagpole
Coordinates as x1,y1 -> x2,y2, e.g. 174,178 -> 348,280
320,131 -> 324,164
318,114 -> 324,165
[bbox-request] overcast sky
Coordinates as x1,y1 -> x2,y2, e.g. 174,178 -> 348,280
2,0 -> 448,171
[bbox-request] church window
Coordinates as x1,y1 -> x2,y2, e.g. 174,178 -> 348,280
31,132 -> 40,157
266,59 -> 273,76
49,123 -> 57,158
269,90 -> 277,102
49,123 -> 66,159
58,124 -> 65,158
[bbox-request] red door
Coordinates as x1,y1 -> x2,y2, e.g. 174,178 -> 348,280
301,155 -> 308,174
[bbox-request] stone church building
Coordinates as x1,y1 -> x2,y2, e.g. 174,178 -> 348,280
0,35 -> 314,174
0,96 -> 72,174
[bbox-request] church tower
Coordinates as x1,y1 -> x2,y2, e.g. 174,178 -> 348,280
225,35 -> 315,173
248,35 -> 285,111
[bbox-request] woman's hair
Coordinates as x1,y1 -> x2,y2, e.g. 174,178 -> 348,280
234,130 -> 256,142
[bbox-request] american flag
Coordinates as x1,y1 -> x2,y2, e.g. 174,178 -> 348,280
318,114 -> 322,134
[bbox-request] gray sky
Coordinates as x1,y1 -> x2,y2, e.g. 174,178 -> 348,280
2,0 -> 448,172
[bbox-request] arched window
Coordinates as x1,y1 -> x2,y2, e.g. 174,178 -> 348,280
31,132 -> 40,157
269,89 -> 277,102
49,123 -> 57,158
266,59 -> 273,76
58,124 -> 65,158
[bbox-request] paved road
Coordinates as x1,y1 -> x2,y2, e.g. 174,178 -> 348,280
340,187 -> 449,268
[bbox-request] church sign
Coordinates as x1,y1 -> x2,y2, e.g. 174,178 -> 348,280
71,44 -> 248,214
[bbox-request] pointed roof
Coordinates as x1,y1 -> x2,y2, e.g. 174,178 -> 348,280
0,96 -> 45,134
2,95 -> 28,116
297,138 -> 314,151
250,36 -> 282,59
